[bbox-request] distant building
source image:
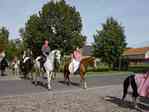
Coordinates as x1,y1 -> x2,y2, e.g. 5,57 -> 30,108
81,45 -> 92,56
123,47 -> 149,65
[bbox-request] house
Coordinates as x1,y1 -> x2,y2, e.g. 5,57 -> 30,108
123,47 -> 149,65
81,45 -> 92,57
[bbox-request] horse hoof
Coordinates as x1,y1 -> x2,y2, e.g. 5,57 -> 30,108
32,81 -> 35,84
34,82 -> 38,86
120,99 -> 124,105
83,87 -> 87,89
134,104 -> 138,109
67,82 -> 70,86
48,88 -> 52,91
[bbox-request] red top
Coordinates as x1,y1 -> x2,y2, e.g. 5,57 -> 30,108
71,50 -> 81,61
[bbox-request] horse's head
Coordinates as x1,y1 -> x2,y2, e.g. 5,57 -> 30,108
53,50 -> 61,64
48,49 -> 61,64
89,57 -> 97,69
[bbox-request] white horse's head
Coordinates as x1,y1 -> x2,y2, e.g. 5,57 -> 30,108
47,49 -> 61,65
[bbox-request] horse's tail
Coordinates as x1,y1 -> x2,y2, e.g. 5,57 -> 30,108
122,75 -> 131,100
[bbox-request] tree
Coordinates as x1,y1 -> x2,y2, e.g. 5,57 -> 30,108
22,0 -> 86,57
0,27 -> 9,51
5,41 -> 18,60
93,17 -> 127,69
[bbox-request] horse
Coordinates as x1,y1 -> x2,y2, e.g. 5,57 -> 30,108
122,72 -> 149,108
19,54 -> 34,79
64,56 -> 96,89
0,57 -> 9,76
34,49 -> 61,90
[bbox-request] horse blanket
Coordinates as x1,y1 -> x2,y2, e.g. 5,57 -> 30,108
69,59 -> 80,74
135,73 -> 149,97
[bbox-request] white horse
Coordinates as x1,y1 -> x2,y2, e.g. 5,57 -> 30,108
34,49 -> 61,90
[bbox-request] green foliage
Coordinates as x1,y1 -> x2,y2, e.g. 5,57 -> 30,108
5,41 -> 18,60
93,17 -> 127,69
0,27 -> 9,51
22,0 -> 86,57
0,26 -> 20,60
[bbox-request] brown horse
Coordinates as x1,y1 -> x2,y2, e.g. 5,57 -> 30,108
64,56 -> 96,89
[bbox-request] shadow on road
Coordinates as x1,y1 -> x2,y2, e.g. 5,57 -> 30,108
105,96 -> 149,112
58,80 -> 80,87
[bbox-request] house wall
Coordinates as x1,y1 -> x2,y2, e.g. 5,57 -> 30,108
145,51 -> 149,59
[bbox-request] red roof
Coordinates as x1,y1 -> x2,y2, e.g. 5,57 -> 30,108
123,47 -> 149,55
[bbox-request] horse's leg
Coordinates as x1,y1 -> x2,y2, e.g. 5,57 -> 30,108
1,69 -> 4,76
51,71 -> 55,80
36,67 -> 42,85
64,71 -> 67,84
80,72 -> 87,89
14,68 -> 16,76
53,71 -> 56,80
15,68 -> 17,76
122,76 -> 130,101
46,70 -> 52,90
67,73 -> 71,86
131,75 -> 139,108
84,78 -> 87,89
83,77 -> 87,89
33,68 -> 37,85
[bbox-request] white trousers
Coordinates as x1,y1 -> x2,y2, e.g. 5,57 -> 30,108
69,59 -> 80,73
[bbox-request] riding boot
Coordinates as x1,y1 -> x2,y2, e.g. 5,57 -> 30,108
40,57 -> 46,72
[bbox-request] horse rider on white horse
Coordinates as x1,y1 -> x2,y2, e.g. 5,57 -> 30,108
69,47 -> 82,74
41,40 -> 51,70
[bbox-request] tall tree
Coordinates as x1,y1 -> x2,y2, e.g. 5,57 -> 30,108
5,41 -> 18,60
93,17 -> 127,69
23,0 -> 86,56
0,27 -> 9,51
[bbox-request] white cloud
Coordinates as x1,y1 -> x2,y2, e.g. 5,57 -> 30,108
49,0 -> 62,3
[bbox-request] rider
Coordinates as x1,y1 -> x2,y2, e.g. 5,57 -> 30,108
12,56 -> 17,64
69,47 -> 82,74
41,40 -> 51,68
11,56 -> 17,69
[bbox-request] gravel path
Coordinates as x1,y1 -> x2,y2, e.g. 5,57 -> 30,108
0,85 -> 148,112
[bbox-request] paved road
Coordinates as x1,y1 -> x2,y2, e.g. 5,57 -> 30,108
0,73 -> 129,97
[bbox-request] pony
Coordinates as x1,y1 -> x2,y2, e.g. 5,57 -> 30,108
0,57 -> 9,76
34,49 -> 61,90
122,72 -> 149,107
64,56 -> 96,89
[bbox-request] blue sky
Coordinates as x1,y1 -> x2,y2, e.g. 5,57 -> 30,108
0,0 -> 149,47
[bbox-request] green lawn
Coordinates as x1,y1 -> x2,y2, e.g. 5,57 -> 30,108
86,71 -> 133,77
128,64 -> 149,73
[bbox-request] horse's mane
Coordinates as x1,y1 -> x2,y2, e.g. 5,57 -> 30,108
80,56 -> 95,65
